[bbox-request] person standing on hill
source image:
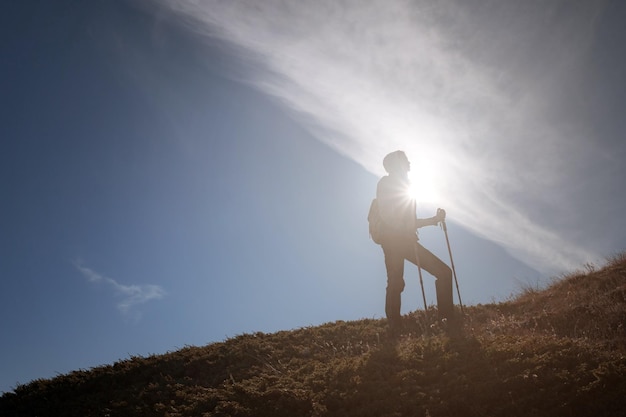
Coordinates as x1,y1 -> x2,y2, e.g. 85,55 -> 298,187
375,150 -> 454,330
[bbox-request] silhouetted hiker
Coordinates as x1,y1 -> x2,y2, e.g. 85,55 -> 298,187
375,150 -> 454,330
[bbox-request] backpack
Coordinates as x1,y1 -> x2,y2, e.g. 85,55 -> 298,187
367,198 -> 383,244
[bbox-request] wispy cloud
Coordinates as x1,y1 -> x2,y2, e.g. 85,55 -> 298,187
73,260 -> 166,317
156,0 -> 618,273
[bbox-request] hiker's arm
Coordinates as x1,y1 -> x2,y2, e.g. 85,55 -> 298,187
415,217 -> 438,228
415,208 -> 446,229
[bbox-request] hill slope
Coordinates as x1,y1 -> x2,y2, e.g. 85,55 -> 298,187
2,254 -> 625,417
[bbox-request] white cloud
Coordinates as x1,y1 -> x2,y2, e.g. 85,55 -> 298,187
156,0 -> 616,274
73,260 -> 166,316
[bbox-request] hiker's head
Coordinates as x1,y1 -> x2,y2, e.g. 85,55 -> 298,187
383,151 -> 410,175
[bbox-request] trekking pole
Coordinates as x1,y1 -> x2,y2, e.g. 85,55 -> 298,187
414,244 -> 429,313
441,220 -> 465,315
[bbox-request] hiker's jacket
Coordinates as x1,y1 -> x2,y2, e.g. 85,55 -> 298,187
376,174 -> 417,240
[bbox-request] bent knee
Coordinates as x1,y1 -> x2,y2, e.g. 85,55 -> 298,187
439,265 -> 452,282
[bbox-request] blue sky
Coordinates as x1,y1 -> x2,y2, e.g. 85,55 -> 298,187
1,0 -> 625,393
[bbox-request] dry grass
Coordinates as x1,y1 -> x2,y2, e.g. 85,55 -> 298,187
2,254 -> 625,416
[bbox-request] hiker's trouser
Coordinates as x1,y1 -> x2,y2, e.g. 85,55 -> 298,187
381,236 -> 453,322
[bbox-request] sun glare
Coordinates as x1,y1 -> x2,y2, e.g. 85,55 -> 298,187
408,155 -> 443,205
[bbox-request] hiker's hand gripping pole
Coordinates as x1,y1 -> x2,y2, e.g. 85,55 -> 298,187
441,220 -> 465,315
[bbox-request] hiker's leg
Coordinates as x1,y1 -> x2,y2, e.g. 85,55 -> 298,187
382,243 -> 405,326
409,243 -> 454,319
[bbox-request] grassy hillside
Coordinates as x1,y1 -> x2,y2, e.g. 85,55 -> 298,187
2,254 -> 625,417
